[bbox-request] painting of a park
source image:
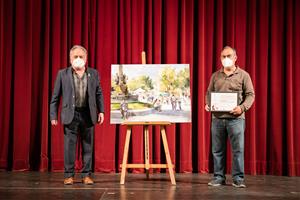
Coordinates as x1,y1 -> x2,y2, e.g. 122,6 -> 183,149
110,64 -> 191,124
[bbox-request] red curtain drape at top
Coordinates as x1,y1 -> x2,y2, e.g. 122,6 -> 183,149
0,0 -> 299,176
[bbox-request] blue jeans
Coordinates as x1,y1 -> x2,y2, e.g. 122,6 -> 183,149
211,118 -> 245,181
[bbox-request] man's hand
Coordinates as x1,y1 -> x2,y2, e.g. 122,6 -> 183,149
230,106 -> 243,115
205,104 -> 210,112
51,120 -> 58,126
97,113 -> 104,124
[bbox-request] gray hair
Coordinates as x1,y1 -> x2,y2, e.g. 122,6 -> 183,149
222,46 -> 237,56
69,45 -> 88,56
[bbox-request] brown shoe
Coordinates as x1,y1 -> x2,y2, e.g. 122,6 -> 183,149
82,176 -> 94,185
64,177 -> 74,185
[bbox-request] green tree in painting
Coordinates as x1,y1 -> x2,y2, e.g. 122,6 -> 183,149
159,66 -> 190,94
160,67 -> 178,93
140,75 -> 154,90
177,67 -> 190,89
128,75 -> 154,91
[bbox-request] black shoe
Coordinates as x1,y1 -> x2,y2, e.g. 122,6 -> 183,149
208,178 -> 226,186
232,179 -> 246,188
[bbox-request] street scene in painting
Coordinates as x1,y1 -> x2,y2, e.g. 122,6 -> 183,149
110,64 -> 191,124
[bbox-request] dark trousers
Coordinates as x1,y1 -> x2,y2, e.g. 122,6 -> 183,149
64,108 -> 94,178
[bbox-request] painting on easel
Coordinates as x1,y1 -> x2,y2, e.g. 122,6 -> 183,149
110,64 -> 191,124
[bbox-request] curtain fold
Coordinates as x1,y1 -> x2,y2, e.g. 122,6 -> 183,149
0,0 -> 299,176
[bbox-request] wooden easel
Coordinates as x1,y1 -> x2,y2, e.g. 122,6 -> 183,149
119,52 -> 176,185
120,121 -> 176,185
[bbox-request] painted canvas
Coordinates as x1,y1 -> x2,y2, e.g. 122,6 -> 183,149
110,64 -> 191,124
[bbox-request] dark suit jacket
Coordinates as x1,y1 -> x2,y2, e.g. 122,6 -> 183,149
50,67 -> 104,125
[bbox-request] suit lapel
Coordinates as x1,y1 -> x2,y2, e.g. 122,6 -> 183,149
67,67 -> 75,95
87,67 -> 92,95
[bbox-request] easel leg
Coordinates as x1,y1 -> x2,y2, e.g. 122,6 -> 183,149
144,125 -> 150,179
161,126 -> 176,185
120,126 -> 132,184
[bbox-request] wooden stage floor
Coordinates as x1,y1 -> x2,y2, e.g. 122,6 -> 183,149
0,172 -> 299,199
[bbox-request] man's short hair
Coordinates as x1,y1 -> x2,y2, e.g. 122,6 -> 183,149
70,45 -> 88,56
222,46 -> 237,55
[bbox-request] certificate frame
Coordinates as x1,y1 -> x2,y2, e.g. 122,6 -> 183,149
210,92 -> 238,112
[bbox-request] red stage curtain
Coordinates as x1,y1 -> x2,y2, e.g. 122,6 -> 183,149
0,0 -> 299,176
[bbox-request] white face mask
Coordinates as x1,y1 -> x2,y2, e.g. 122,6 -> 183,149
72,58 -> 85,69
222,57 -> 234,68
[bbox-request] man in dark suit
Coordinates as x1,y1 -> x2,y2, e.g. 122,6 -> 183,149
50,45 -> 104,185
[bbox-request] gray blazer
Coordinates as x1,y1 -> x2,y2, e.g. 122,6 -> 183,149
50,67 -> 104,125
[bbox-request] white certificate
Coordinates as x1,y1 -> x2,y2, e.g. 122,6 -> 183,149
210,92 -> 238,112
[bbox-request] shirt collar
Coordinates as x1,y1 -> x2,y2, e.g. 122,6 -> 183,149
72,67 -> 87,74
220,65 -> 240,74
